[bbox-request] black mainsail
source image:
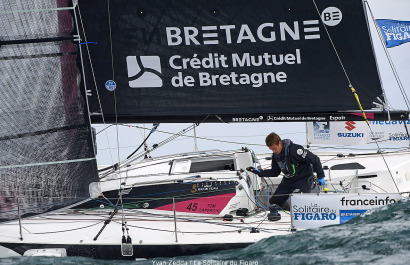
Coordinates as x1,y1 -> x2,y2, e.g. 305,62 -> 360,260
0,0 -> 99,221
79,0 -> 408,123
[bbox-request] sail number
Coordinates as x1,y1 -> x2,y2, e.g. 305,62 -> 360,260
186,203 -> 198,211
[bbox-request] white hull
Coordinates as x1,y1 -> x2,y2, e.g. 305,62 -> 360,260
0,208 -> 292,259
1,149 -> 409,259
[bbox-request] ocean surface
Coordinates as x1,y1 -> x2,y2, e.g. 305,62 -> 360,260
1,199 -> 409,265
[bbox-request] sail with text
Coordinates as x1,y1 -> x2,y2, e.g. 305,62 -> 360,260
79,0 -> 408,123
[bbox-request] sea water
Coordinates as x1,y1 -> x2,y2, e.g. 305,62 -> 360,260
1,199 -> 409,265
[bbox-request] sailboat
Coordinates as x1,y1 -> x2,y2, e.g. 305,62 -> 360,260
1,0 -> 409,260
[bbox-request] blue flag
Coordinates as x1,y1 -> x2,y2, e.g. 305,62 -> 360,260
376,19 -> 410,48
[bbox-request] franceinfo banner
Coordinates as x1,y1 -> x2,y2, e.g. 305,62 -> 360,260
290,193 -> 401,229
80,0 -> 384,123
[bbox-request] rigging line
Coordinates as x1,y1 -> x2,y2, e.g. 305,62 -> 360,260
120,124 -> 266,147
127,124 -> 159,159
312,1 -> 399,190
365,1 -> 410,111
310,145 -> 409,151
99,124 -> 196,175
107,0 -> 127,225
106,0 -> 122,170
350,86 -> 370,125
31,220 -> 104,235
402,122 -> 410,148
362,1 -> 403,191
311,0 -> 351,85
95,124 -> 114,135
106,118 -> 209,172
107,0 -> 115,81
313,0 -> 370,123
112,220 -> 245,234
118,210 -> 261,231
368,127 -> 400,192
125,123 -> 198,163
72,3 -> 97,160
106,123 -> 209,174
77,4 -> 115,165
193,123 -> 199,151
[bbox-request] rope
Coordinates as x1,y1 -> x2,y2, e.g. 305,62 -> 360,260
119,124 -> 268,147
193,123 -> 199,151
349,86 -> 370,126
76,4 -> 116,165
364,1 -> 410,110
312,0 -> 352,85
311,0 -> 402,192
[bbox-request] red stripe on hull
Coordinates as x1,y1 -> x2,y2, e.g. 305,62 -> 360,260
155,193 -> 236,215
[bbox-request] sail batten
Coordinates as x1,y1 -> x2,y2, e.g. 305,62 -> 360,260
0,7 -> 75,14
0,157 -> 96,170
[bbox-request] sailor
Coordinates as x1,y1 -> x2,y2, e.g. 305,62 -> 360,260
246,132 -> 325,210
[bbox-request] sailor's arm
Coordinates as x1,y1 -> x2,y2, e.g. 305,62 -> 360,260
308,151 -> 325,179
247,159 -> 281,177
291,145 -> 325,179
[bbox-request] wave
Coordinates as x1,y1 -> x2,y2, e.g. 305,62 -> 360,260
154,199 -> 410,265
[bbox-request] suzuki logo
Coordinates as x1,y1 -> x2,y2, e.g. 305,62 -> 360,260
126,56 -> 163,88
345,121 -> 356,131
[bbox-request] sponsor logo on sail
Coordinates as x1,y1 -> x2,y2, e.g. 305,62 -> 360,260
105,80 -> 116,91
166,20 -> 322,46
126,56 -> 163,88
321,7 -> 342,26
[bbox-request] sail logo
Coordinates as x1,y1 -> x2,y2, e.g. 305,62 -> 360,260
126,56 -> 163,88
166,20 -> 321,46
345,121 -> 356,131
321,7 -> 342,26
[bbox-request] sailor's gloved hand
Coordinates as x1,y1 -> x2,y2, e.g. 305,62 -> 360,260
246,167 -> 261,176
317,178 -> 325,186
